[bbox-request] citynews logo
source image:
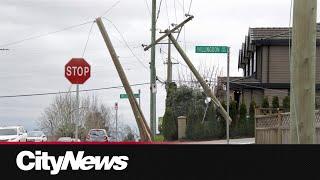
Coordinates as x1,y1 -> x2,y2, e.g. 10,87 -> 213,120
16,151 -> 129,175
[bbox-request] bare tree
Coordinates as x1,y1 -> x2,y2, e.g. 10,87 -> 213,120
176,61 -> 222,91
38,93 -> 113,140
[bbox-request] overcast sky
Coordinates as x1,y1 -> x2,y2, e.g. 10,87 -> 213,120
0,0 -> 318,132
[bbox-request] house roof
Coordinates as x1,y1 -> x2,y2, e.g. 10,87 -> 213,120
249,23 -> 320,42
238,24 -> 320,68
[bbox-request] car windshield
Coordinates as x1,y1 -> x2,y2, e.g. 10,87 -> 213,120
90,130 -> 106,136
0,128 -> 17,135
28,131 -> 43,137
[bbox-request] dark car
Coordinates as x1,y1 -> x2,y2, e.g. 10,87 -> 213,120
86,129 -> 109,142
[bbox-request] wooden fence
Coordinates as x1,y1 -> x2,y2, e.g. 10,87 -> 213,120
255,110 -> 320,144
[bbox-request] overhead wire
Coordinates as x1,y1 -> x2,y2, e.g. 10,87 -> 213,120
100,0 -> 121,16
164,0 -> 170,27
156,0 -> 163,23
0,21 -> 94,48
101,17 -> 166,83
0,82 -> 152,99
82,21 -> 95,58
102,17 -> 149,70
187,0 -> 193,15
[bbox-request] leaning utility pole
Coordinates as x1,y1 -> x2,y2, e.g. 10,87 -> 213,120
96,17 -> 152,142
150,0 -> 157,139
290,0 -> 317,144
167,33 -> 232,126
144,16 -> 232,134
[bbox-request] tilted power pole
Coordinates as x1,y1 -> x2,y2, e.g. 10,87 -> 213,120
145,16 -> 232,141
95,17 -> 152,142
150,0 -> 157,139
167,33 -> 232,126
290,0 -> 317,144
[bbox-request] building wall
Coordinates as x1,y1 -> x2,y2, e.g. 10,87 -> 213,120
241,89 -> 264,110
264,89 -> 289,106
269,46 -> 290,83
259,46 -> 320,84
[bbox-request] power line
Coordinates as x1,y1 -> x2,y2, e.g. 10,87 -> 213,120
82,21 -> 95,58
187,0 -> 193,14
174,0 -> 178,23
100,17 -> 166,83
0,82 -> 152,99
100,0 -> 121,16
102,17 -> 149,70
165,0 -> 170,27
156,0 -> 163,23
0,21 -> 94,48
145,0 -> 152,17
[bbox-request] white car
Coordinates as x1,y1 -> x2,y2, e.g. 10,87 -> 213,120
57,137 -> 73,142
0,126 -> 28,142
27,131 -> 47,142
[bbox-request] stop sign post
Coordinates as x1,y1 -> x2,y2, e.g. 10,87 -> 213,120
65,58 -> 91,84
65,58 -> 91,140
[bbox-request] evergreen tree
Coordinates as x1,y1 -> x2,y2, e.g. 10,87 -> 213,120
272,96 -> 280,109
238,103 -> 247,136
248,101 -> 256,136
282,96 -> 290,112
262,97 -> 270,108
162,107 -> 177,140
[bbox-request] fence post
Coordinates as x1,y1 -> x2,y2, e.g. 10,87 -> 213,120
277,112 -> 282,144
254,109 -> 257,144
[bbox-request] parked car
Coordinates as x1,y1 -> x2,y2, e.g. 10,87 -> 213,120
57,137 -> 73,142
27,131 -> 47,142
0,126 -> 27,142
57,137 -> 81,142
86,129 -> 109,142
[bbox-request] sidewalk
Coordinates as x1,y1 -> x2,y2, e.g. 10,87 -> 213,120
174,138 -> 255,144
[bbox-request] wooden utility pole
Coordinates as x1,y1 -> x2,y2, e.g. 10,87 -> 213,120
150,0 -> 157,139
168,33 -> 232,125
167,37 -> 172,83
290,0 -> 317,144
95,17 -> 152,142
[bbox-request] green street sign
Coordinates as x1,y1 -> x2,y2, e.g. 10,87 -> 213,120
120,93 -> 140,99
195,46 -> 229,53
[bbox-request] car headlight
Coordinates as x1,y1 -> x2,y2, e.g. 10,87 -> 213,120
8,138 -> 17,141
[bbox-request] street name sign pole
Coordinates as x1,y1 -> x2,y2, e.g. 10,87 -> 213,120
195,45 -> 230,144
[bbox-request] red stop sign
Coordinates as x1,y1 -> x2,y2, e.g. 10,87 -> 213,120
65,58 -> 91,84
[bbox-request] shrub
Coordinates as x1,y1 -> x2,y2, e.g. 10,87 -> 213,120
162,107 -> 177,141
248,101 -> 256,137
272,96 -> 280,109
282,96 -> 290,111
262,97 -> 270,108
238,103 -> 247,136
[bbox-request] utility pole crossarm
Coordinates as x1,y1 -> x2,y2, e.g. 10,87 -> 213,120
144,16 -> 194,51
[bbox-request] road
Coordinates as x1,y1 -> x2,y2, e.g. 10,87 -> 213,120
175,138 -> 255,144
